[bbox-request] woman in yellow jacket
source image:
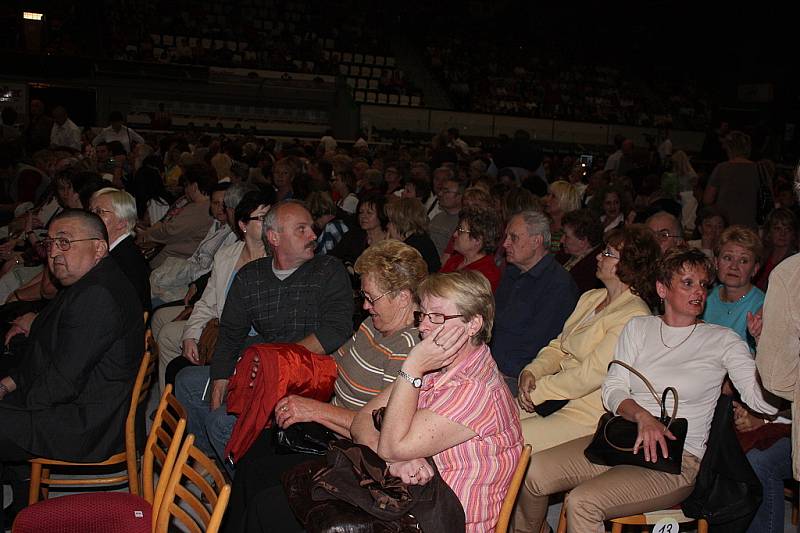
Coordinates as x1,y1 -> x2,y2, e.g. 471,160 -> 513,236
516,224 -> 661,453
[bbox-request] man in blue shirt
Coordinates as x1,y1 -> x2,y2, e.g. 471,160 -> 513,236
492,210 -> 579,395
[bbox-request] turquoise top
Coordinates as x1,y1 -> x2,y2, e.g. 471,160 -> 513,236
702,284 -> 765,351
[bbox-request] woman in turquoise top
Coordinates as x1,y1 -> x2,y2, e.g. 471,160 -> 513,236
702,225 -> 764,350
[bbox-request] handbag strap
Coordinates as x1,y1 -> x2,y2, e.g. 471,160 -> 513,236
607,359 -> 680,424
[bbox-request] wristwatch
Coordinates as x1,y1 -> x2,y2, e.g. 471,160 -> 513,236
398,369 -> 422,389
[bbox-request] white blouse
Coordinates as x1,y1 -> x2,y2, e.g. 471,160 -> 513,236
603,315 -> 777,459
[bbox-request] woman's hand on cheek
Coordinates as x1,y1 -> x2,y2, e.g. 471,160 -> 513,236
406,324 -> 469,375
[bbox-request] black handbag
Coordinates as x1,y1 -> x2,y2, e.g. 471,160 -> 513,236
275,421 -> 338,456
584,360 -> 688,474
534,399 -> 569,417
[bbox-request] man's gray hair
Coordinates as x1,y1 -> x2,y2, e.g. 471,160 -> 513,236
224,182 -> 257,211
92,187 -> 137,233
516,210 -> 551,249
262,199 -> 308,237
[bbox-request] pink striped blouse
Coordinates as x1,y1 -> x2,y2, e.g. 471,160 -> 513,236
418,344 -> 523,532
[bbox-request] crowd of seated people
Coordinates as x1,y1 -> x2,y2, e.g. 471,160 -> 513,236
426,33 -> 712,130
1,91 -> 800,532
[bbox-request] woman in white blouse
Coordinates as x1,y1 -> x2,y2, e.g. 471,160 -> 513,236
516,247 -> 778,533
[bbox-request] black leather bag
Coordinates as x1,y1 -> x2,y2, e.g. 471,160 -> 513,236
534,399 -> 569,417
584,360 -> 688,475
275,421 -> 338,456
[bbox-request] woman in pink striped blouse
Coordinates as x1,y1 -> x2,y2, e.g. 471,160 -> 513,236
352,270 -> 523,531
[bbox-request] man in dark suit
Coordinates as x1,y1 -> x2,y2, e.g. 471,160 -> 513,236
0,209 -> 144,466
89,187 -> 151,311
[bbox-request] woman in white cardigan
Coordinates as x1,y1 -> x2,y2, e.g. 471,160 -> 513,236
515,247 -> 779,533
155,191 -> 269,391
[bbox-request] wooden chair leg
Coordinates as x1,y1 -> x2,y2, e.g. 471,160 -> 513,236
610,523 -> 623,533
555,503 -> 567,533
40,468 -> 50,500
697,518 -> 709,533
126,454 -> 138,496
28,463 -> 42,505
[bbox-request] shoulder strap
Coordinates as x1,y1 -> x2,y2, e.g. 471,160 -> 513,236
608,359 -> 679,422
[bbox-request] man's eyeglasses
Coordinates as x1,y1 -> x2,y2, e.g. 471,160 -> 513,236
244,214 -> 267,222
360,289 -> 392,305
654,229 -> 681,241
413,311 -> 464,325
455,226 -> 471,234
89,207 -> 113,216
600,248 -> 620,259
41,237 -> 101,251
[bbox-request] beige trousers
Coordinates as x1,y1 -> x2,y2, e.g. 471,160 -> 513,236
512,435 -> 700,533
151,305 -> 186,392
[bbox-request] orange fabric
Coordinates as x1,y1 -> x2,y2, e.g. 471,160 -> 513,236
225,343 -> 337,463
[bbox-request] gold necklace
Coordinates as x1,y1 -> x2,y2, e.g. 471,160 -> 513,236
659,319 -> 698,349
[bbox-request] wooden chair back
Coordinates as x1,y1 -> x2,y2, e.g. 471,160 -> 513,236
495,444 -> 532,533
154,434 -> 231,533
142,384 -> 187,520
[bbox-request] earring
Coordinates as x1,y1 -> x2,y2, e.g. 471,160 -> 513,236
243,229 -> 247,234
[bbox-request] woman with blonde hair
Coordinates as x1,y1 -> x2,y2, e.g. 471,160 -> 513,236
545,180 -> 582,252
352,270 -> 523,531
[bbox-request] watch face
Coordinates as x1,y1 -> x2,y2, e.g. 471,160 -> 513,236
412,377 -> 422,388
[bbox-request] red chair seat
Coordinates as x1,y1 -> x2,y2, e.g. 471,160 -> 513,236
13,492 -> 152,533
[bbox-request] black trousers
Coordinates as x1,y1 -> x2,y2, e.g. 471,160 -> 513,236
222,428 -> 311,533
0,433 -> 34,528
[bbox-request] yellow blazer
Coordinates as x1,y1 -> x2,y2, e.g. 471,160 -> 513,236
523,288 -> 651,411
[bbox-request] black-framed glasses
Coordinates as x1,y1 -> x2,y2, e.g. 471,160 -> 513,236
455,226 -> 471,234
41,237 -> 101,251
360,289 -> 392,305
244,214 -> 267,222
600,247 -> 620,259
414,311 -> 464,325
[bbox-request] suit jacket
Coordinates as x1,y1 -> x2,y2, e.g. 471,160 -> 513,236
110,234 -> 152,311
1,256 -> 144,462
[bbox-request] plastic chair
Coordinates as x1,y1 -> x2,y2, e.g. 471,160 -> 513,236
154,434 -> 231,533
14,385 -> 187,533
495,444 -> 532,533
28,349 -> 157,503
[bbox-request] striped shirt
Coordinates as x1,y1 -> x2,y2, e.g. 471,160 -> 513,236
331,318 -> 418,410
419,344 -> 523,532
